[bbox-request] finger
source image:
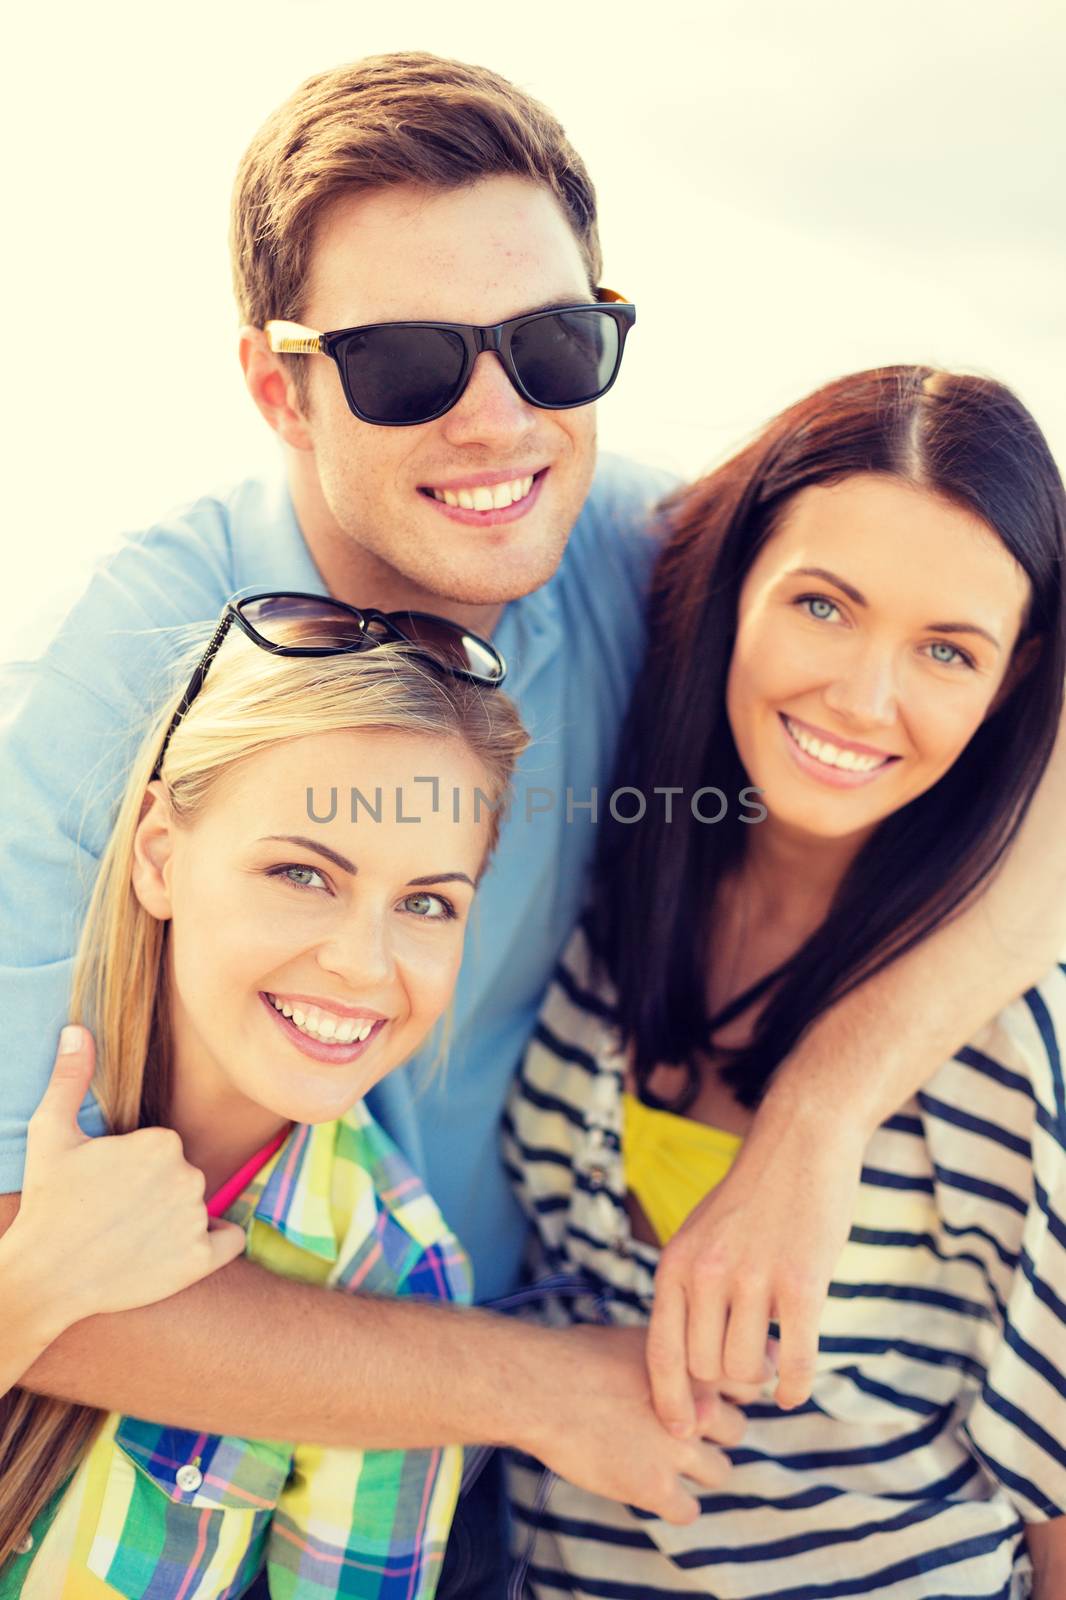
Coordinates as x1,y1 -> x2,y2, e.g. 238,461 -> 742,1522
679,1439 -> 732,1493
714,1340 -> 778,1405
687,1263 -> 729,1385
692,1390 -> 747,1449
647,1274 -> 696,1437
721,1284 -> 772,1386
28,1026 -> 96,1152
773,1287 -> 824,1409
644,1481 -> 700,1526
205,1221 -> 247,1271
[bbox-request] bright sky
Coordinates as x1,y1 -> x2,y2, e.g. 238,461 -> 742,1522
5,0 -> 1063,654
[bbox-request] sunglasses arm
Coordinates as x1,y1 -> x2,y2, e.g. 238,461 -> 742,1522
149,610 -> 235,782
264,320 -> 325,356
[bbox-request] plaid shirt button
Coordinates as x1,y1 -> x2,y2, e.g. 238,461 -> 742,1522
176,1464 -> 204,1493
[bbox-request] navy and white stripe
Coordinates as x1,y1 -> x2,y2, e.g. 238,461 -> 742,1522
502,927 -> 1066,1598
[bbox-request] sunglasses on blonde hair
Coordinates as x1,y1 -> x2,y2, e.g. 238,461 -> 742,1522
265,289 -> 635,426
150,592 -> 506,782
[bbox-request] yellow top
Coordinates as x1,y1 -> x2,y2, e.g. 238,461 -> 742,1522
621,1090 -> 743,1245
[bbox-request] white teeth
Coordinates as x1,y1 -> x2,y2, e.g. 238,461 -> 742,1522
431,476 -> 534,512
785,718 -> 886,774
269,995 -> 378,1046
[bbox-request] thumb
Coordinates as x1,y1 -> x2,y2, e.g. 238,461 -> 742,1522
30,1026 -> 97,1152
205,1219 -> 248,1272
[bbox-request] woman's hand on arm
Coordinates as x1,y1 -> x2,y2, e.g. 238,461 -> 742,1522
1,1025 -> 245,1394
647,1094 -> 866,1432
647,701 -> 1066,1431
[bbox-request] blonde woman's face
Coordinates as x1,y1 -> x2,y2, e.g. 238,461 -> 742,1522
141,728 -> 493,1128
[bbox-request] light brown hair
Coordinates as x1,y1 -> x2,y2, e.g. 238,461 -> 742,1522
229,52 -> 602,403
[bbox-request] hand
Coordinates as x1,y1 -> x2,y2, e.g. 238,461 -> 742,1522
13,1025 -> 247,1335
646,1103 -> 866,1432
519,1323 -> 765,1523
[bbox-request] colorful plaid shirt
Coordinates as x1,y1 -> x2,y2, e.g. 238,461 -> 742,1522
7,1102 -> 472,1600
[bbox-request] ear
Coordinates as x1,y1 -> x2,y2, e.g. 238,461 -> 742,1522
131,781 -> 178,920
239,326 -> 314,452
985,633 -> 1042,720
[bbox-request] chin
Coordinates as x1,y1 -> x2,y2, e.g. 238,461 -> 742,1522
431,546 -> 569,607
282,1090 -> 366,1125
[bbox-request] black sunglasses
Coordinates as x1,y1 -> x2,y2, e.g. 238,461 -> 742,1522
265,288 -> 636,427
149,592 -> 506,782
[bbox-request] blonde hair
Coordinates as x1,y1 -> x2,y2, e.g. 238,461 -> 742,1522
0,632 -> 527,1566
230,52 -> 602,404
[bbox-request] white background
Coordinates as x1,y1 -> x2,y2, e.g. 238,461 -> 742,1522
4,0 -> 1064,654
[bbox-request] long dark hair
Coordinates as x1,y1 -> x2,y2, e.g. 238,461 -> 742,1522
593,367 -> 1066,1109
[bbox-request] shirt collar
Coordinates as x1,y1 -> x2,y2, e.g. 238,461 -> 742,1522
230,472 -> 326,597
229,1120 -> 342,1263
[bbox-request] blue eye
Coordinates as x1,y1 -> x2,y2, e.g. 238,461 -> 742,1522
401,891 -> 455,921
927,641 -> 973,668
799,596 -> 841,623
269,863 -> 329,892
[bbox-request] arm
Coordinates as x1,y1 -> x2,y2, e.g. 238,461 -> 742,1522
1025,1518 -> 1066,1598
647,704 -> 1066,1429
0,1230 -> 64,1396
0,1188 -> 747,1525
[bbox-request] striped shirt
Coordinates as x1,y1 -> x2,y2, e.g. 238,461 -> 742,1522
502,925 -> 1066,1599
6,1102 -> 471,1600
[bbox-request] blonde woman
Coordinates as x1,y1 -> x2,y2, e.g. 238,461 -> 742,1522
0,592 -> 528,1598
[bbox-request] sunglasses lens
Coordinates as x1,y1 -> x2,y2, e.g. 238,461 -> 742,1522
340,326 -> 468,424
369,611 -> 505,684
511,309 -> 621,407
238,594 -> 366,650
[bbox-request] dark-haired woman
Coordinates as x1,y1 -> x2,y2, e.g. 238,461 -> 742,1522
504,368 -> 1066,1597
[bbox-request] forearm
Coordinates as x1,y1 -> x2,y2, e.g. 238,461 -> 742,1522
762,707 -> 1066,1137
1025,1515 -> 1066,1597
0,1193 -> 547,1450
0,1226 -> 68,1397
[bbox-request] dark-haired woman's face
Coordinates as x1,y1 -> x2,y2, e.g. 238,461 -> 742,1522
725,472 -> 1033,845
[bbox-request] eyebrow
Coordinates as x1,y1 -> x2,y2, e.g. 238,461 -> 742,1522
517,291 -> 598,317
407,872 -> 477,889
787,567 -> 1002,650
258,836 -> 474,888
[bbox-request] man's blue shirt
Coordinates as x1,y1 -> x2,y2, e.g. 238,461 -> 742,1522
0,454 -> 673,1296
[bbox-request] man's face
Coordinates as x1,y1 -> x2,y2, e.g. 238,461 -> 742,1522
291,177 -> 600,610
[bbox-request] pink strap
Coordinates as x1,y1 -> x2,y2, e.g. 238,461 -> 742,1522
207,1126 -> 291,1218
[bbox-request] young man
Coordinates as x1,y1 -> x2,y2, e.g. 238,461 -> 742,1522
3,48 -> 1065,1579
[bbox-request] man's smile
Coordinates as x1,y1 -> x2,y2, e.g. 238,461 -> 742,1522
417,468 -> 548,525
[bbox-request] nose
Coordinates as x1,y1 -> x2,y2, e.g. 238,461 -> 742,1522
439,350 -> 538,451
821,642 -> 899,729
314,900 -> 394,994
